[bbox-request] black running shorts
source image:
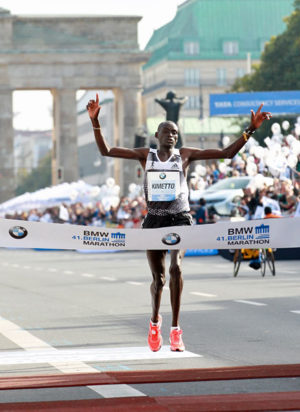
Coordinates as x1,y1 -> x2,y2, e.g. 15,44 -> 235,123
142,211 -> 193,229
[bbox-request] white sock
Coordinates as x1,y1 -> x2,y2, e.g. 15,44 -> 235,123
151,320 -> 159,326
171,326 -> 180,331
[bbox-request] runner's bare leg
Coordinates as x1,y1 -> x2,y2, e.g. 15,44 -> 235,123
169,250 -> 185,327
147,250 -> 167,323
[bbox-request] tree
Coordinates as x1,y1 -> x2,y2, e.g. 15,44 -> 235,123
15,152 -> 52,196
232,0 -> 300,92
231,0 -> 299,143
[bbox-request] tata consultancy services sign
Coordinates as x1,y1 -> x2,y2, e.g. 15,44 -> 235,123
210,91 -> 300,116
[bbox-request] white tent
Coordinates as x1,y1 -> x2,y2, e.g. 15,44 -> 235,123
0,180 -> 101,215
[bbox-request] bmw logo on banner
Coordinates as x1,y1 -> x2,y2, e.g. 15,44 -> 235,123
162,233 -> 181,246
9,226 -> 28,240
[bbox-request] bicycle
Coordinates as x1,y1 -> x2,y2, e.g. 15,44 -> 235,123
233,248 -> 276,277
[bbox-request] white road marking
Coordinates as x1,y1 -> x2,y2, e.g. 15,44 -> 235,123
48,268 -> 58,272
12,264 -> 20,268
23,265 -> 31,269
34,267 -> 42,271
88,384 -> 146,398
0,345 -> 201,366
100,276 -> 116,281
0,316 -> 97,373
1,262 -> 8,266
63,270 -> 74,275
290,310 -> 300,314
235,300 -> 267,306
190,292 -> 217,298
126,281 -> 143,286
82,273 -> 95,278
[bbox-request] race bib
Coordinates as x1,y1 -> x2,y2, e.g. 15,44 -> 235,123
147,171 -> 180,201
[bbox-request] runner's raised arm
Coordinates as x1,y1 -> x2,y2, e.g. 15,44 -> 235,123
181,103 -> 272,163
87,93 -> 148,163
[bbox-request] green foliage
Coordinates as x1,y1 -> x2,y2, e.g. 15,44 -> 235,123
232,2 -> 300,92
15,152 -> 52,196
231,2 -> 300,141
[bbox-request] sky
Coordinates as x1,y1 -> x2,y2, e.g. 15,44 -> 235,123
1,0 -> 184,130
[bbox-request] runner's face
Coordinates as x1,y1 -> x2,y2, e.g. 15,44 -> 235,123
156,123 -> 178,148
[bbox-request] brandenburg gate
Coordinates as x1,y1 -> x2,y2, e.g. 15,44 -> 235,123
0,8 -> 148,201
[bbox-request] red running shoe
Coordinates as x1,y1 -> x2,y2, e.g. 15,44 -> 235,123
148,315 -> 163,352
170,328 -> 185,352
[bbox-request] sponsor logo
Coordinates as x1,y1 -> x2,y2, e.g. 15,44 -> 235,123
159,172 -> 166,179
9,226 -> 28,239
162,233 -> 181,246
171,163 -> 179,170
255,224 -> 270,239
216,224 -> 270,246
111,232 -> 126,240
72,230 -> 126,248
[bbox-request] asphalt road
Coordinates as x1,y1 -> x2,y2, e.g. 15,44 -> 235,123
0,247 -> 299,379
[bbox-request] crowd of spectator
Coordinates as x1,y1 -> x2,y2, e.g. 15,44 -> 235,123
5,166 -> 299,228
188,121 -> 300,222
190,176 -> 299,226
3,121 -> 300,226
4,195 -> 148,228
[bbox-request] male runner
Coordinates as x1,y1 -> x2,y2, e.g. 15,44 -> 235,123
87,94 -> 271,352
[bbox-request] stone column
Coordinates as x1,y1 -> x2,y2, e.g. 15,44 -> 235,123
52,89 -> 78,185
0,89 -> 14,202
116,86 -> 142,195
0,8 -> 13,48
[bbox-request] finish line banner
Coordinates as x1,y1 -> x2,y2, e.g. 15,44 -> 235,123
0,218 -> 299,250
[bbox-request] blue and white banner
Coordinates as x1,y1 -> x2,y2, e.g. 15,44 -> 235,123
0,218 -> 299,250
210,91 -> 300,116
